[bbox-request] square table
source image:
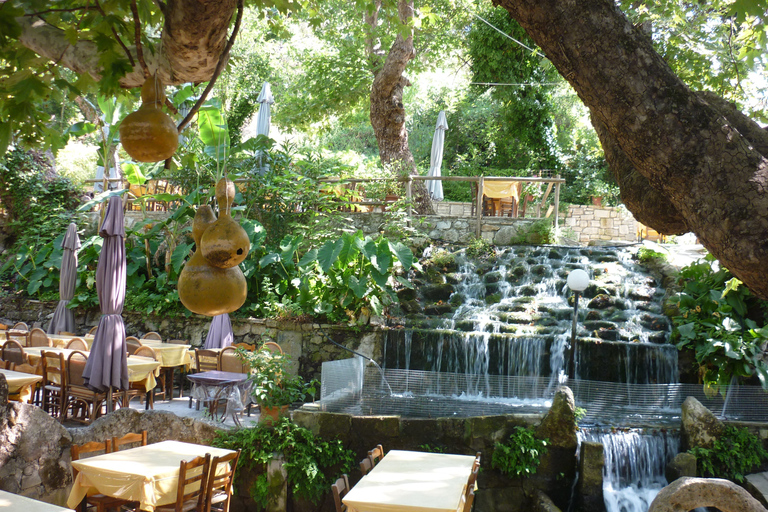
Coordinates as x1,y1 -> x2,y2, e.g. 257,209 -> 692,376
67,440 -> 235,512
343,450 -> 476,512
187,370 -> 252,425
0,368 -> 43,403
0,490 -> 74,511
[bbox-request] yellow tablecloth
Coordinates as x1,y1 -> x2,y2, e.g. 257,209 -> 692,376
67,440 -> 236,512
343,450 -> 476,512
0,368 -> 43,403
138,341 -> 192,369
0,489 -> 74,511
47,334 -> 95,349
0,329 -> 28,344
482,180 -> 520,200
24,348 -> 160,392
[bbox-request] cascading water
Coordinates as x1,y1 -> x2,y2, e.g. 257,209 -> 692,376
579,428 -> 679,512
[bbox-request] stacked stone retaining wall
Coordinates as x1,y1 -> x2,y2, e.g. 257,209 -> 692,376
564,205 -> 637,244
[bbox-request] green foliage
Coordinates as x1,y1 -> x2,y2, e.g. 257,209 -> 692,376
238,348 -> 318,408
670,256 -> 768,395
636,247 -> 668,264
465,237 -> 496,259
688,425 -> 768,482
574,407 -> 587,423
213,417 -> 354,506
514,219 -> 556,245
425,248 -> 455,268
492,426 -> 548,478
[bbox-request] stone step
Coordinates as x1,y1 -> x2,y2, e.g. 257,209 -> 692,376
744,472 -> 768,508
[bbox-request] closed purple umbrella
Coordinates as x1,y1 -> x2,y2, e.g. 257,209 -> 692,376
204,313 -> 233,349
47,222 -> 81,335
83,196 -> 128,403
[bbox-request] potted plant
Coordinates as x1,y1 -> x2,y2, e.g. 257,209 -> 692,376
238,348 -> 318,425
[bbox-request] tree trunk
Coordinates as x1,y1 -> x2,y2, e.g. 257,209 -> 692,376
495,0 -> 768,298
17,0 -> 237,88
369,0 -> 433,214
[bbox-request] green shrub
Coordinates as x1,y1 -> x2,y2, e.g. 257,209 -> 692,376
637,247 -> 667,263
213,418 -> 353,506
688,425 -> 768,482
491,426 -> 548,478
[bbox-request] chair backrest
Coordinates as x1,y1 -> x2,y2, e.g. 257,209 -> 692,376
462,486 -> 475,512
204,449 -> 241,512
42,350 -> 66,387
232,342 -> 254,352
0,359 -> 14,370
173,454 -> 211,512
331,474 -> 350,512
65,337 -> 88,351
71,439 -> 112,478
28,328 -> 52,347
14,363 -> 39,375
219,347 -> 248,374
134,345 -> 158,360
126,336 -> 142,355
142,331 -> 162,341
66,351 -> 90,387
466,465 -> 479,496
473,452 -> 481,471
1,340 -> 27,365
368,444 -> 384,466
196,349 -> 219,372
12,322 -> 29,331
112,431 -> 148,451
88,326 -> 98,336
261,341 -> 283,355
359,456 -> 373,476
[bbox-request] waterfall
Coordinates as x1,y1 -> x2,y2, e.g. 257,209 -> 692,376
580,428 -> 679,512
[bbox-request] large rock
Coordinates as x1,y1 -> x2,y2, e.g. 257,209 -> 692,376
648,477 -> 767,512
665,453 -> 697,483
494,226 -> 520,246
528,489 -> 562,512
681,396 -> 725,450
578,442 -> 606,512
536,387 -> 577,450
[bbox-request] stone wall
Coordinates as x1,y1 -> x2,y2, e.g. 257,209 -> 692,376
564,205 -> 637,244
0,296 -> 385,381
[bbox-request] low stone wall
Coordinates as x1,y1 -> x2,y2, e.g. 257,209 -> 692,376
565,205 -> 637,244
0,296 -> 384,381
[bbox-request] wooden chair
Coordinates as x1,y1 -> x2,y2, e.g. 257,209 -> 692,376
218,347 -> 249,374
66,351 -> 121,424
461,487 -> 475,512
126,336 -> 142,355
331,474 -> 350,512
71,439 -> 140,512
163,339 -> 190,399
204,449 -> 241,512
368,444 -> 384,466
1,340 -> 27,365
190,349 -> 220,409
41,350 -> 67,420
359,456 -> 373,476
0,359 -> 13,370
132,346 -> 165,407
88,326 -> 98,336
12,322 -> 28,331
155,454 -> 212,512
0,323 -> 7,330
65,337 -> 89,351
473,452 -> 481,471
28,327 -> 52,347
142,331 -> 162,341
261,341 -> 283,355
112,430 -> 148,451
499,197 -> 516,217
231,342 -> 255,352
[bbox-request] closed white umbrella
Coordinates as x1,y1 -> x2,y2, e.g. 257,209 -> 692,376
426,111 -> 448,201
255,82 -> 274,173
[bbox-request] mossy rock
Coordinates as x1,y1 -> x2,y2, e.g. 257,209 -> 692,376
530,264 -> 551,276
548,249 -> 563,259
444,273 -> 463,285
424,303 -> 454,316
421,283 -> 455,302
485,293 -> 502,305
485,282 -> 500,296
519,286 -> 537,297
585,310 -> 603,321
449,293 -> 466,306
397,288 -> 417,301
484,271 -> 502,284
400,300 -> 423,314
647,331 -> 668,344
583,320 -> 618,331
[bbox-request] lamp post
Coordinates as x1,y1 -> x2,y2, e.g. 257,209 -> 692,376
566,269 -> 590,380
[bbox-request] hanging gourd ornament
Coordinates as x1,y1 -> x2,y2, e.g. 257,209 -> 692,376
200,178 -> 251,268
177,205 -> 247,316
119,74 -> 179,162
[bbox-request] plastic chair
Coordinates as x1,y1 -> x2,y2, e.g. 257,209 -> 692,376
204,449 -> 241,512
155,454 -> 212,512
28,328 -> 52,347
65,337 -> 88,351
142,331 -> 162,341
126,336 -> 142,355
331,474 -> 350,512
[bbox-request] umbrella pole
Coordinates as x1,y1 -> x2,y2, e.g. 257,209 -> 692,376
107,386 -> 113,412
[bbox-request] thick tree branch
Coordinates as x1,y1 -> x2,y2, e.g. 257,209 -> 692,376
495,0 -> 768,298
130,0 -> 149,78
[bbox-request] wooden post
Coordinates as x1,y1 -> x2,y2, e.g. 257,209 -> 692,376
406,177 -> 413,226
554,175 -> 561,231
476,176 -> 484,238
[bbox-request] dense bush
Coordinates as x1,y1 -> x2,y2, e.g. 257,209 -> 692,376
689,425 -> 768,482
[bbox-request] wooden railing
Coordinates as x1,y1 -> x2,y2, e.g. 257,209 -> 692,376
82,174 -> 565,237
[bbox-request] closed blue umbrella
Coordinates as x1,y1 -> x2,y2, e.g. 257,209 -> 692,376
204,313 -> 233,349
256,82 -> 274,173
83,196 -> 128,407
426,111 -> 448,201
47,223 -> 80,334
